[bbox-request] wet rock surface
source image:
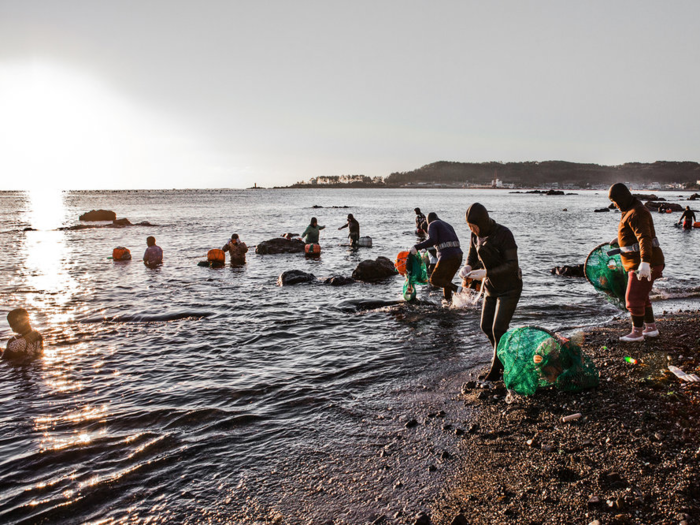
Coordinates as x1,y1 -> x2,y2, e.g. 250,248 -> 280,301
277,270 -> 315,286
432,311 -> 700,525
352,257 -> 397,282
59,219 -> 153,230
550,264 -> 585,278
256,237 -> 306,254
79,209 -> 117,221
646,201 -> 683,212
324,276 -> 355,286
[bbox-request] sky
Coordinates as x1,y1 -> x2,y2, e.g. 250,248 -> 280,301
1,0 -> 699,190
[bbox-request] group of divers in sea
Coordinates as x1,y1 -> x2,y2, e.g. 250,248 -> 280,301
1,183 -> 689,383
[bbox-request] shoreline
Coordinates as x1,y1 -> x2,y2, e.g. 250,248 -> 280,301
427,310 -> 700,525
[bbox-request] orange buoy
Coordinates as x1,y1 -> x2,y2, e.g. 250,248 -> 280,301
112,247 -> 131,261
395,251 -> 410,276
305,243 -> 321,255
694,222 -> 700,229
207,248 -> 226,265
666,209 -> 672,213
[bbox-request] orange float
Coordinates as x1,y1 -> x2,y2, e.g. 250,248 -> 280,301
305,243 -> 321,255
694,222 -> 700,228
207,248 -> 226,265
395,251 -> 410,276
112,247 -> 131,261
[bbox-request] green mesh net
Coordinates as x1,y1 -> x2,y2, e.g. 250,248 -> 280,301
402,252 -> 429,301
584,242 -> 629,310
497,326 -> 599,396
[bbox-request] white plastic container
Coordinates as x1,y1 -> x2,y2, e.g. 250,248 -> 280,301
358,236 -> 372,247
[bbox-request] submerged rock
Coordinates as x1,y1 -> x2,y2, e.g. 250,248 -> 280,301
594,208 -> 610,213
112,218 -> 132,226
550,264 -> 585,277
256,237 -> 306,254
352,256 -> 396,282
79,209 -> 117,221
324,276 -> 355,286
277,270 -> 315,286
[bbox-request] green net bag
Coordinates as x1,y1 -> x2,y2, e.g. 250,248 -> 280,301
497,326 -> 599,396
584,242 -> 628,310
401,252 -> 429,301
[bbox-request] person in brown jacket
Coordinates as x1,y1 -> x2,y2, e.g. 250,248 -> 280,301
222,233 -> 248,265
608,183 -> 665,342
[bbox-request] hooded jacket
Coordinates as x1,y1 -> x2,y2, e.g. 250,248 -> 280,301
414,215 -> 462,259
466,203 -> 522,296
608,184 -> 664,272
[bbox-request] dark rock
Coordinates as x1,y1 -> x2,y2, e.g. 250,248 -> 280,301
414,512 -> 431,525
467,423 -> 479,433
427,465 -> 437,472
277,270 -> 315,286
454,428 -> 464,436
477,391 -> 490,400
442,424 -> 452,431
440,450 -> 451,460
461,381 -> 477,393
255,237 -> 306,254
633,193 -> 659,200
79,209 -> 117,221
550,264 -> 585,277
450,514 -> 469,525
546,189 -> 565,195
689,193 -> 699,200
405,418 -> 419,429
646,201 -> 683,212
112,218 -> 132,227
23,227 -> 36,232
351,256 -> 397,282
323,276 -> 355,286
594,208 -> 611,213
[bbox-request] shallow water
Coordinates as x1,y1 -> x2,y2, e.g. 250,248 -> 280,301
0,188 -> 698,524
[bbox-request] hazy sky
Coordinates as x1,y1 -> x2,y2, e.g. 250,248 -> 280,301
1,1 -> 699,189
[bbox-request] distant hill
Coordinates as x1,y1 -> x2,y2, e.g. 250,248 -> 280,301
384,161 -> 700,187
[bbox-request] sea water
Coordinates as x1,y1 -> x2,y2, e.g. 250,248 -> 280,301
0,188 -> 697,523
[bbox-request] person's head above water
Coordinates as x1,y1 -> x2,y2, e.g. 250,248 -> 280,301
466,203 -> 492,236
347,214 -> 354,221
414,208 -> 421,214
426,212 -> 438,224
231,233 -> 239,241
608,183 -> 634,212
310,217 -> 317,226
146,236 -> 156,247
7,308 -> 31,334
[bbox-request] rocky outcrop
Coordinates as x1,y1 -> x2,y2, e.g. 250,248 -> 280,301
324,276 -> 355,286
112,218 -> 132,226
79,209 -> 117,221
646,201 -> 683,212
634,193 -> 659,201
594,208 -> 610,213
277,270 -> 315,286
255,238 -> 306,254
689,193 -> 699,200
58,220 -> 153,231
550,264 -> 585,278
351,256 -> 397,282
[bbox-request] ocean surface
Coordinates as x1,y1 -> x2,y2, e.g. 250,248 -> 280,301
1,188 -> 698,524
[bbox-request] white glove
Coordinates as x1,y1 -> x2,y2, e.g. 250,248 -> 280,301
467,269 -> 486,281
409,246 -> 417,255
636,261 -> 651,281
458,265 -> 473,279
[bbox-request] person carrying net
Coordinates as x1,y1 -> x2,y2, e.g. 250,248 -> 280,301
459,203 -> 522,381
608,183 -> 665,342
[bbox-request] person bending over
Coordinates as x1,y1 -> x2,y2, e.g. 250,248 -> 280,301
222,233 -> 248,265
4,308 -> 43,361
302,217 -> 325,244
412,212 -> 462,301
338,214 -> 360,247
460,203 -> 522,381
609,183 -> 665,342
143,236 -> 163,268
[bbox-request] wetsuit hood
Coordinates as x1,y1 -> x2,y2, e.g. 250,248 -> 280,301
466,203 -> 493,236
427,212 -> 438,224
608,183 -> 635,212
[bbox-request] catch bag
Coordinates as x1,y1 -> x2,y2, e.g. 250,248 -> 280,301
497,326 -> 599,396
584,242 -> 628,310
396,251 -> 429,301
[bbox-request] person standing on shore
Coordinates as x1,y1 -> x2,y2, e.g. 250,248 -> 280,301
143,236 -> 163,268
678,206 -> 696,229
222,233 -> 248,265
609,183 -> 665,342
459,203 -> 522,381
302,217 -> 325,244
338,214 -> 360,247
411,212 -> 462,301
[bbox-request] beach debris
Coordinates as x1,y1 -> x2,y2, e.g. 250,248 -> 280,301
667,365 -> 700,382
277,270 -> 315,286
561,413 -> 582,423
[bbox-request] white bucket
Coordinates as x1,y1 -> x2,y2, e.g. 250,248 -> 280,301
358,236 -> 372,247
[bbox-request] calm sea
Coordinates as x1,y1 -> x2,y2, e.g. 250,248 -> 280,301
1,188 -> 698,524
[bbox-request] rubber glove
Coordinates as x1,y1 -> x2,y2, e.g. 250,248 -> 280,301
409,246 -> 417,255
636,261 -> 651,281
609,238 -> 619,247
458,265 -> 472,279
467,269 -> 486,281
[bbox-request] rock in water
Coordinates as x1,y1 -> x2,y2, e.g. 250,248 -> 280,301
324,276 -> 355,286
351,256 -> 396,282
594,208 -> 611,213
256,238 -> 306,254
277,270 -> 315,286
79,209 -> 117,221
550,264 -> 585,277
112,218 -> 132,227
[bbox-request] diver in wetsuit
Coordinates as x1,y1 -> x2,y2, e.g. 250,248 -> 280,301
414,208 -> 427,235
412,212 -> 462,301
460,203 -> 522,381
678,206 -> 696,229
338,214 -> 360,247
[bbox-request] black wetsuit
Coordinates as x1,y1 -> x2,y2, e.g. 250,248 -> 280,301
680,209 -> 696,228
340,218 -> 360,246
